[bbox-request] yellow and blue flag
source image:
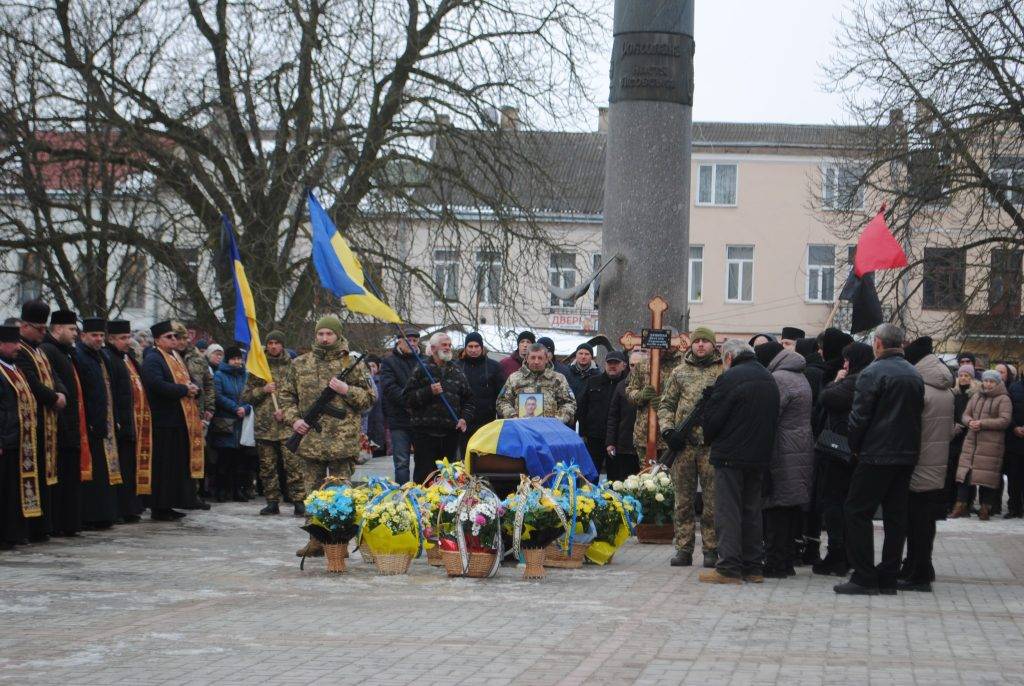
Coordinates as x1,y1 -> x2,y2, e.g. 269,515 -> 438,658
307,191 -> 401,323
222,216 -> 273,382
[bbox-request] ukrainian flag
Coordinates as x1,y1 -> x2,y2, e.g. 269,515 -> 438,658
222,216 -> 273,382
307,191 -> 401,323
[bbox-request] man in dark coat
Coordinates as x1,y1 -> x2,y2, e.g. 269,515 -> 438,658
499,330 -> 535,381
576,350 -> 628,477
699,340 -> 780,584
605,351 -> 641,481
836,323 -> 924,595
455,332 -> 503,457
142,320 -> 201,521
379,330 -> 420,483
106,320 -> 143,522
0,325 -> 35,549
38,310 -> 83,536
565,343 -> 601,401
16,300 -> 66,541
74,318 -> 122,529
402,332 -> 474,483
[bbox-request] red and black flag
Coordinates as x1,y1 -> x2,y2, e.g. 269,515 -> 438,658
840,207 -> 907,333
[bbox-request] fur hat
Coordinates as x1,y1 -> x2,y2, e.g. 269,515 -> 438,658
224,346 -> 244,361
821,327 -> 854,362
780,326 -> 806,341
754,341 -> 784,368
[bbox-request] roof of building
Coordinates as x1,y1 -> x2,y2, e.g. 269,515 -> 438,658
415,121 -> 871,216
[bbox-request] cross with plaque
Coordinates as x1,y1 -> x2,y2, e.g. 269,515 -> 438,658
619,296 -> 690,465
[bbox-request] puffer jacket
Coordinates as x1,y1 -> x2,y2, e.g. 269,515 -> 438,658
911,354 -> 954,493
210,362 -> 251,449
764,349 -> 814,508
957,382 -> 1011,489
848,350 -> 924,465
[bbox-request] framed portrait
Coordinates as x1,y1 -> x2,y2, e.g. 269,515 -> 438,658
517,392 -> 543,418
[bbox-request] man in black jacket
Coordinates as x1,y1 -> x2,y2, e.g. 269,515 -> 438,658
577,350 -> 628,478
836,323 -> 924,596
380,330 -> 420,483
455,332 -> 502,457
698,339 -> 779,584
566,343 -> 601,401
403,332 -> 474,483
39,310 -> 83,536
605,351 -> 642,481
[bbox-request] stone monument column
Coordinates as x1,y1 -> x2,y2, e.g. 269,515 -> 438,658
600,0 -> 694,337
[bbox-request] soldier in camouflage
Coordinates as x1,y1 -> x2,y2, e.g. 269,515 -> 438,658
496,343 -> 576,424
241,330 -> 304,516
279,315 -> 375,557
657,326 -> 723,568
173,321 -> 214,508
626,340 -> 685,458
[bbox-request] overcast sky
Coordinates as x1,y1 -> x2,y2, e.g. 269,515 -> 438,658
585,0 -> 852,127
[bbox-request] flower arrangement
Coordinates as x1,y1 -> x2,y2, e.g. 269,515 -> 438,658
585,486 -> 643,565
360,488 -> 424,557
611,470 -> 673,525
301,484 -> 359,544
502,485 -> 568,550
437,492 -> 505,551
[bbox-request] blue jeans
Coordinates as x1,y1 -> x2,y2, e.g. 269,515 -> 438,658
391,428 -> 413,484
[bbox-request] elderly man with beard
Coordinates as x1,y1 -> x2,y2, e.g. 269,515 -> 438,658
403,332 -> 474,483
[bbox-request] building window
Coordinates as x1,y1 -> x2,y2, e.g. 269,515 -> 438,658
989,249 -> 1023,317
921,247 -> 965,310
475,250 -> 502,306
688,246 -> 703,302
123,253 -> 147,310
17,252 -> 43,304
726,246 -> 753,303
991,162 -> 1024,205
806,245 -> 836,303
697,164 -> 737,206
822,163 -> 864,210
549,252 -> 577,307
433,249 -> 459,302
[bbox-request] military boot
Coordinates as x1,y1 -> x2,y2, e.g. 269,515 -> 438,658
296,537 -> 324,557
670,550 -> 693,567
293,501 -> 306,517
702,551 -> 718,568
260,501 -> 280,516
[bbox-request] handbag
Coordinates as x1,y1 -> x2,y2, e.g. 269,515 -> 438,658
815,427 -> 852,463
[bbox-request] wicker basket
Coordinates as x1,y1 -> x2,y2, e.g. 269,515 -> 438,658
544,541 -> 587,568
359,545 -> 376,565
522,547 -> 546,579
374,553 -> 412,576
441,549 -> 498,578
426,544 -> 444,567
324,542 -> 349,573
635,523 -> 674,544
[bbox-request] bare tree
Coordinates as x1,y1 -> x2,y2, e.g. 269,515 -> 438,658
825,0 -> 1024,354
0,0 -> 603,338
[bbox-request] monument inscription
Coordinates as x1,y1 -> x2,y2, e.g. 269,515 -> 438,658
609,32 -> 694,104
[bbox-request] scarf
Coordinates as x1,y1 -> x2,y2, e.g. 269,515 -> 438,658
0,360 -> 41,517
123,356 -> 153,495
72,366 -> 93,481
19,342 -> 58,486
159,349 -> 204,478
97,359 -> 123,485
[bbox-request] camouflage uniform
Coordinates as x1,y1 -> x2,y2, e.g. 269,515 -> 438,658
625,350 -> 683,456
278,337 -> 375,493
495,364 -> 576,425
657,349 -> 723,554
173,325 -> 215,417
241,351 -> 302,503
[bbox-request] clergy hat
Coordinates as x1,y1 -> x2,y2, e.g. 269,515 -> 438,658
0,325 -> 19,343
150,320 -> 174,338
107,320 -> 131,335
780,327 -> 806,341
49,310 -> 78,326
20,299 -> 49,325
82,318 -> 106,333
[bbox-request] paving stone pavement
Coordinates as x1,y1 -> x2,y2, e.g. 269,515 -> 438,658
1,464 -> 1023,685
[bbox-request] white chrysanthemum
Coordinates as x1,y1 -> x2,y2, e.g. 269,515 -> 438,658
655,493 -> 665,502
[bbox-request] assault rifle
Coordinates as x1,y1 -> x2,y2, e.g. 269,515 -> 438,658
285,353 -> 366,454
659,386 -> 714,469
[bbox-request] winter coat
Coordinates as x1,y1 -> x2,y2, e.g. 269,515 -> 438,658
950,381 -> 979,455
764,349 -> 814,508
279,339 -> 375,462
38,335 -> 81,450
566,362 -> 600,401
606,377 -> 637,456
141,350 -> 190,429
105,345 -> 136,441
818,373 -> 858,437
657,349 -> 723,446
847,350 -> 924,466
802,353 -> 827,405
1005,379 -> 1024,456
957,384 -> 1012,489
365,374 -> 386,449
379,349 -> 418,430
211,363 -> 251,449
240,351 -> 292,442
403,359 -> 475,434
15,339 -> 65,420
0,359 -> 22,451
495,364 -> 576,425
626,350 -> 684,453
911,354 -> 955,493
73,343 -> 113,441
499,350 -> 524,381
702,351 -> 780,469
456,353 -> 503,428
577,368 -> 629,441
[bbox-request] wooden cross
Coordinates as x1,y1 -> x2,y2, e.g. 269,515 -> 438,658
619,296 -> 690,465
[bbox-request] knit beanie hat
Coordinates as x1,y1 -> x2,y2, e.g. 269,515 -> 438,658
957,364 -> 975,378
315,315 -> 343,338
691,326 -> 716,344
982,369 -> 1002,383
465,332 -> 484,347
266,330 -> 286,345
517,330 -> 536,344
575,343 -> 594,355
537,337 -> 555,355
206,343 -> 224,359
903,336 -> 933,365
754,341 -> 784,368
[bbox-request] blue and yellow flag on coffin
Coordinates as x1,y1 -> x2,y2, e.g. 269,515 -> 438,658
222,216 -> 272,382
306,191 -> 401,323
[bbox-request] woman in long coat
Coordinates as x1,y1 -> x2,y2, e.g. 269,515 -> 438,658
953,370 -> 1011,520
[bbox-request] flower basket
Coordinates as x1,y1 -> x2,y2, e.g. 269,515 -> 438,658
359,544 -> 376,564
544,541 -> 588,568
441,549 -> 497,578
435,477 -> 505,578
523,547 -> 546,579
426,543 -> 443,566
635,523 -> 675,544
586,484 -> 642,564
610,467 -> 670,544
373,553 -> 412,576
502,477 -> 569,579
324,542 -> 349,573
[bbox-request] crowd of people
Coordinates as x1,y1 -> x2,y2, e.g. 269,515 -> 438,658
2,300 -> 1020,595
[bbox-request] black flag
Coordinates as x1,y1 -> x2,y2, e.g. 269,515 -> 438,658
840,271 -> 883,334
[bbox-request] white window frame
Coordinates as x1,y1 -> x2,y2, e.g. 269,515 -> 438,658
696,163 -> 738,207
474,249 -> 502,306
990,165 -> 1024,206
821,161 -> 865,211
549,252 -> 577,308
17,252 -> 43,305
725,245 -> 754,303
433,249 -> 460,303
806,244 -> 837,303
688,245 -> 703,303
